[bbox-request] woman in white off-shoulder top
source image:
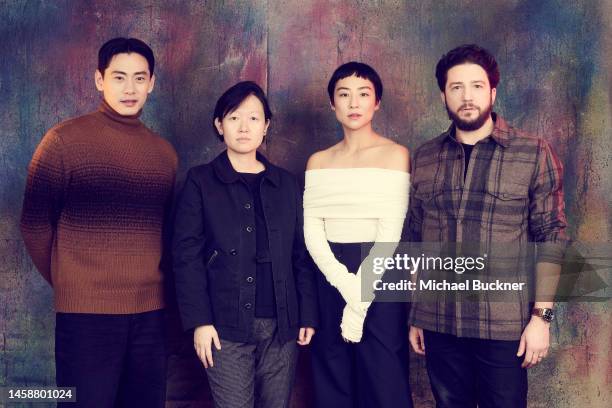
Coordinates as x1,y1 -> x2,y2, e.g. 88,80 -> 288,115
304,62 -> 413,408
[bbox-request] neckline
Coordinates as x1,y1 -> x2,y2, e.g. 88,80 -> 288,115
213,150 -> 280,187
98,99 -> 143,128
238,170 -> 265,176
306,167 -> 409,175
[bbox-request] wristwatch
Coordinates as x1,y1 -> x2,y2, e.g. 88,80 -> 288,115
532,308 -> 555,323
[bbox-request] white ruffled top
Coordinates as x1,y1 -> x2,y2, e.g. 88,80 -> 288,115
303,168 -> 410,342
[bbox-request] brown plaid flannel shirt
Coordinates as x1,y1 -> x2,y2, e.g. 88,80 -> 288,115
407,114 -> 568,340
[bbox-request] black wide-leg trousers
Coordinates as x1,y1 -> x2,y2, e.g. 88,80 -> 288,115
311,242 -> 413,408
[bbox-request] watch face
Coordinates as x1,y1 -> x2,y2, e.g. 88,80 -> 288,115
533,308 -> 554,322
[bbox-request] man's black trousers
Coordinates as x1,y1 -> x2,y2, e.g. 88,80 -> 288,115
424,330 -> 527,408
55,309 -> 166,408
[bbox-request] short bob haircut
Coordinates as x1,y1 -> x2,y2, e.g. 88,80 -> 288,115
327,61 -> 383,105
435,44 -> 499,91
98,37 -> 155,76
212,81 -> 273,142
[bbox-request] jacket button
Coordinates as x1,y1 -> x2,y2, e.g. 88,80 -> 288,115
246,226 -> 254,233
244,303 -> 252,309
246,276 -> 254,283
244,203 -> 252,209
230,249 -> 237,256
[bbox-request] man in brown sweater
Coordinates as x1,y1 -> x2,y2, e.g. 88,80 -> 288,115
20,37 -> 177,407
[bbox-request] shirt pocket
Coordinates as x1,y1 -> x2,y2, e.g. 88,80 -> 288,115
483,181 -> 530,231
414,181 -> 456,221
413,181 -> 440,202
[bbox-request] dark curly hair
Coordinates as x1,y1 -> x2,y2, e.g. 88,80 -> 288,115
435,44 -> 499,91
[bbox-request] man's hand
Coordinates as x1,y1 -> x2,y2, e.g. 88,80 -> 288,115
409,326 -> 426,355
194,325 -> 221,368
297,327 -> 315,345
517,316 -> 550,368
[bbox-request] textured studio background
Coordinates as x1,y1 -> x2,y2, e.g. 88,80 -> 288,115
1,0 -> 611,407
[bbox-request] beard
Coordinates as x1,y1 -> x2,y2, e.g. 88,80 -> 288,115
446,98 -> 493,131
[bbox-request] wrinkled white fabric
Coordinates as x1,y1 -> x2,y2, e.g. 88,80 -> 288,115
303,168 -> 409,342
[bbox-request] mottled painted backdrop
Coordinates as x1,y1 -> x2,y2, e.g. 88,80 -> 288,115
1,0 -> 610,407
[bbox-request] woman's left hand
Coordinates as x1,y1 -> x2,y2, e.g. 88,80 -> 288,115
297,327 -> 315,345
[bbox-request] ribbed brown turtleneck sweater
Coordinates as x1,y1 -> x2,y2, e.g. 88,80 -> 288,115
20,100 -> 178,314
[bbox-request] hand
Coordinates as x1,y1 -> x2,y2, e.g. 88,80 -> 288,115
409,326 -> 425,355
194,325 -> 221,369
517,316 -> 550,368
297,327 -> 315,345
340,303 -> 368,343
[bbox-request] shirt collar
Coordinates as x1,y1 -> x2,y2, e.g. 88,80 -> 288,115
213,150 -> 280,187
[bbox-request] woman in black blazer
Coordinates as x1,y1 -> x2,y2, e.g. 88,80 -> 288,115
173,81 -> 317,408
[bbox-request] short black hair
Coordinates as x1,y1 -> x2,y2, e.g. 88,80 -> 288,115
98,37 -> 155,76
327,61 -> 383,105
435,44 -> 499,91
212,81 -> 273,141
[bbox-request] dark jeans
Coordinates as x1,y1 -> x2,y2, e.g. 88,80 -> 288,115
205,318 -> 298,408
55,309 -> 167,408
424,330 -> 527,408
311,242 -> 413,408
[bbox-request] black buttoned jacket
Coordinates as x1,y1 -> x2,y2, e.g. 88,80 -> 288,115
173,151 -> 318,343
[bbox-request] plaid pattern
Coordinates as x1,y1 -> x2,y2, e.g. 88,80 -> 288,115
407,114 -> 568,340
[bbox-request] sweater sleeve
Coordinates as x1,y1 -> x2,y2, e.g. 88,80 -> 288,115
20,129 -> 66,285
356,213 -> 407,286
340,212 -> 407,342
159,151 -> 178,277
303,213 -> 362,306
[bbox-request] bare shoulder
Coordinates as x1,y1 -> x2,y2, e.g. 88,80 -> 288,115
306,143 -> 341,170
306,150 -> 325,170
377,139 -> 410,172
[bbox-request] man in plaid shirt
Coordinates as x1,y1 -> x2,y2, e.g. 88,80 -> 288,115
408,44 -> 568,408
